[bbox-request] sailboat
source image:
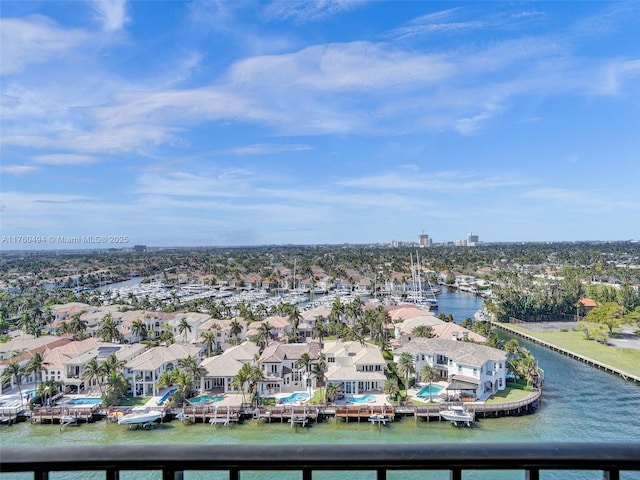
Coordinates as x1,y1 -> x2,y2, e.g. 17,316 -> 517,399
410,252 -> 438,310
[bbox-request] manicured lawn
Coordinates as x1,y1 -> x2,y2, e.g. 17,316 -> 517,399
118,395 -> 150,406
484,386 -> 531,405
503,324 -> 640,377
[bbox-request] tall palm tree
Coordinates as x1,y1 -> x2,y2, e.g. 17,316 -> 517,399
312,318 -> 328,347
396,352 -> 415,401
2,361 -> 24,407
312,356 -> 326,402
257,321 -> 273,349
230,319 -> 243,346
287,306 -> 302,343
131,319 -> 148,342
24,352 -> 48,396
295,352 -> 313,397
82,358 -> 105,396
420,364 -> 439,403
177,318 -> 192,344
69,314 -> 88,339
178,355 -> 207,393
231,363 -> 252,405
383,378 -> 399,403
99,313 -> 122,343
201,331 -> 217,357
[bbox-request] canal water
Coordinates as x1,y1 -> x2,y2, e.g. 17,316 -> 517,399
1,291 -> 639,480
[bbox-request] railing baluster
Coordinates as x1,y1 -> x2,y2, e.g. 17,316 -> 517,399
33,471 -> 48,480
526,468 -> 539,480
450,468 -> 461,480
603,470 -> 620,480
302,468 -> 312,480
376,467 -> 387,480
105,469 -> 119,480
229,467 -> 239,480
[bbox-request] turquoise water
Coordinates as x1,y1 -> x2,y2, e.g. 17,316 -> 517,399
416,384 -> 443,398
2,291 -> 639,480
346,395 -> 376,404
189,394 -> 222,404
66,397 -> 102,406
279,392 -> 310,404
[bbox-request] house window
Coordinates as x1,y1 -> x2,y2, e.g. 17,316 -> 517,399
458,366 -> 462,373
473,368 -> 478,375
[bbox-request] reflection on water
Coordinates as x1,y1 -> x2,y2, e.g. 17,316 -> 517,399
2,291 -> 639,480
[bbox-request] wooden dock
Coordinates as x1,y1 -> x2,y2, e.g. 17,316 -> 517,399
180,405 -> 241,425
30,405 -> 99,424
334,405 -> 395,423
0,406 -> 22,425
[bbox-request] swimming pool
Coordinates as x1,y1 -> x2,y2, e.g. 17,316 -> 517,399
23,389 -> 36,398
66,397 -> 102,406
346,395 -> 376,404
279,392 -> 310,404
189,394 -> 223,404
416,384 -> 444,399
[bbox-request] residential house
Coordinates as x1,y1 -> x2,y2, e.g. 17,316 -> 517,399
257,342 -> 321,395
393,337 -> 507,400
323,340 -> 387,395
124,343 -> 203,397
199,342 -> 260,393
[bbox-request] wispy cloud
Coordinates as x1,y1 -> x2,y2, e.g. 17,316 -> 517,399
92,0 -> 129,32
264,0 -> 363,23
31,154 -> 101,165
0,16 -> 89,75
0,165 -> 39,176
226,143 -> 313,155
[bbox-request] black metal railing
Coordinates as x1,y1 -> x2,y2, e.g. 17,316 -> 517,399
1,443 -> 639,480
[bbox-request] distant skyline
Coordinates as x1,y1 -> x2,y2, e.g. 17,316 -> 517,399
1,1 -> 639,250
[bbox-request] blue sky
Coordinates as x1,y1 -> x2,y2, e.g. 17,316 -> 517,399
1,1 -> 639,249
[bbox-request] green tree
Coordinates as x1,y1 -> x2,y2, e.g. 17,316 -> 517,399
585,302 -> 624,336
99,313 -> 122,343
396,352 -> 415,401
131,319 -> 148,342
382,378 -> 399,402
2,361 -> 24,407
82,358 -> 106,396
411,325 -> 434,338
24,352 -> 48,396
419,364 -> 439,402
230,319 -> 243,346
177,318 -> 192,344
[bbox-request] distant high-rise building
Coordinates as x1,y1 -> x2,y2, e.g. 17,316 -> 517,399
467,232 -> 479,247
418,232 -> 432,248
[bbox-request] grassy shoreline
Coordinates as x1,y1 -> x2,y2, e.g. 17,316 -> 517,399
495,322 -> 640,378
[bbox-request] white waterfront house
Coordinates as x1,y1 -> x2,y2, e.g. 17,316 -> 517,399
394,337 -> 507,400
323,340 -> 387,395
124,343 -> 202,397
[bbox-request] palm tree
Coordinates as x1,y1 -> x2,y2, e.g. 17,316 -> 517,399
69,314 -> 88,339
257,321 -> 273,349
412,325 -> 434,338
2,361 -> 24,407
82,358 -> 105,396
201,331 -> 217,357
174,370 -> 196,403
155,370 -> 176,392
312,356 -> 326,402
312,317 -> 328,346
230,319 -> 243,346
287,306 -> 302,343
24,352 -> 48,396
231,363 -> 252,405
325,382 -> 342,403
177,318 -> 192,344
131,319 -> 148,342
99,313 -> 122,343
419,364 -> 439,403
383,378 -> 399,403
396,352 -> 415,401
178,355 -> 207,393
103,370 -> 129,407
295,352 -> 313,397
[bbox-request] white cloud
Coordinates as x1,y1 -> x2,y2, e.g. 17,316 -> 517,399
31,154 -> 101,165
0,16 -> 89,75
92,0 -> 129,32
0,165 -> 39,176
264,0 -> 363,23
226,144 -> 313,155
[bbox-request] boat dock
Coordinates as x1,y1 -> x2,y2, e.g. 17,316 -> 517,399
180,405 -> 241,425
333,405 -> 395,423
0,406 -> 22,425
30,405 -> 99,424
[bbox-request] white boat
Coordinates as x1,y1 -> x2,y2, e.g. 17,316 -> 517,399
117,407 -> 162,426
368,414 -> 388,426
439,406 -> 474,427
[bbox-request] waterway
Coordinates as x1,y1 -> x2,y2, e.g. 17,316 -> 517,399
1,291 -> 639,480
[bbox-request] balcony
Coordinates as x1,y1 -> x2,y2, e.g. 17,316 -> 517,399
1,443 -> 638,480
